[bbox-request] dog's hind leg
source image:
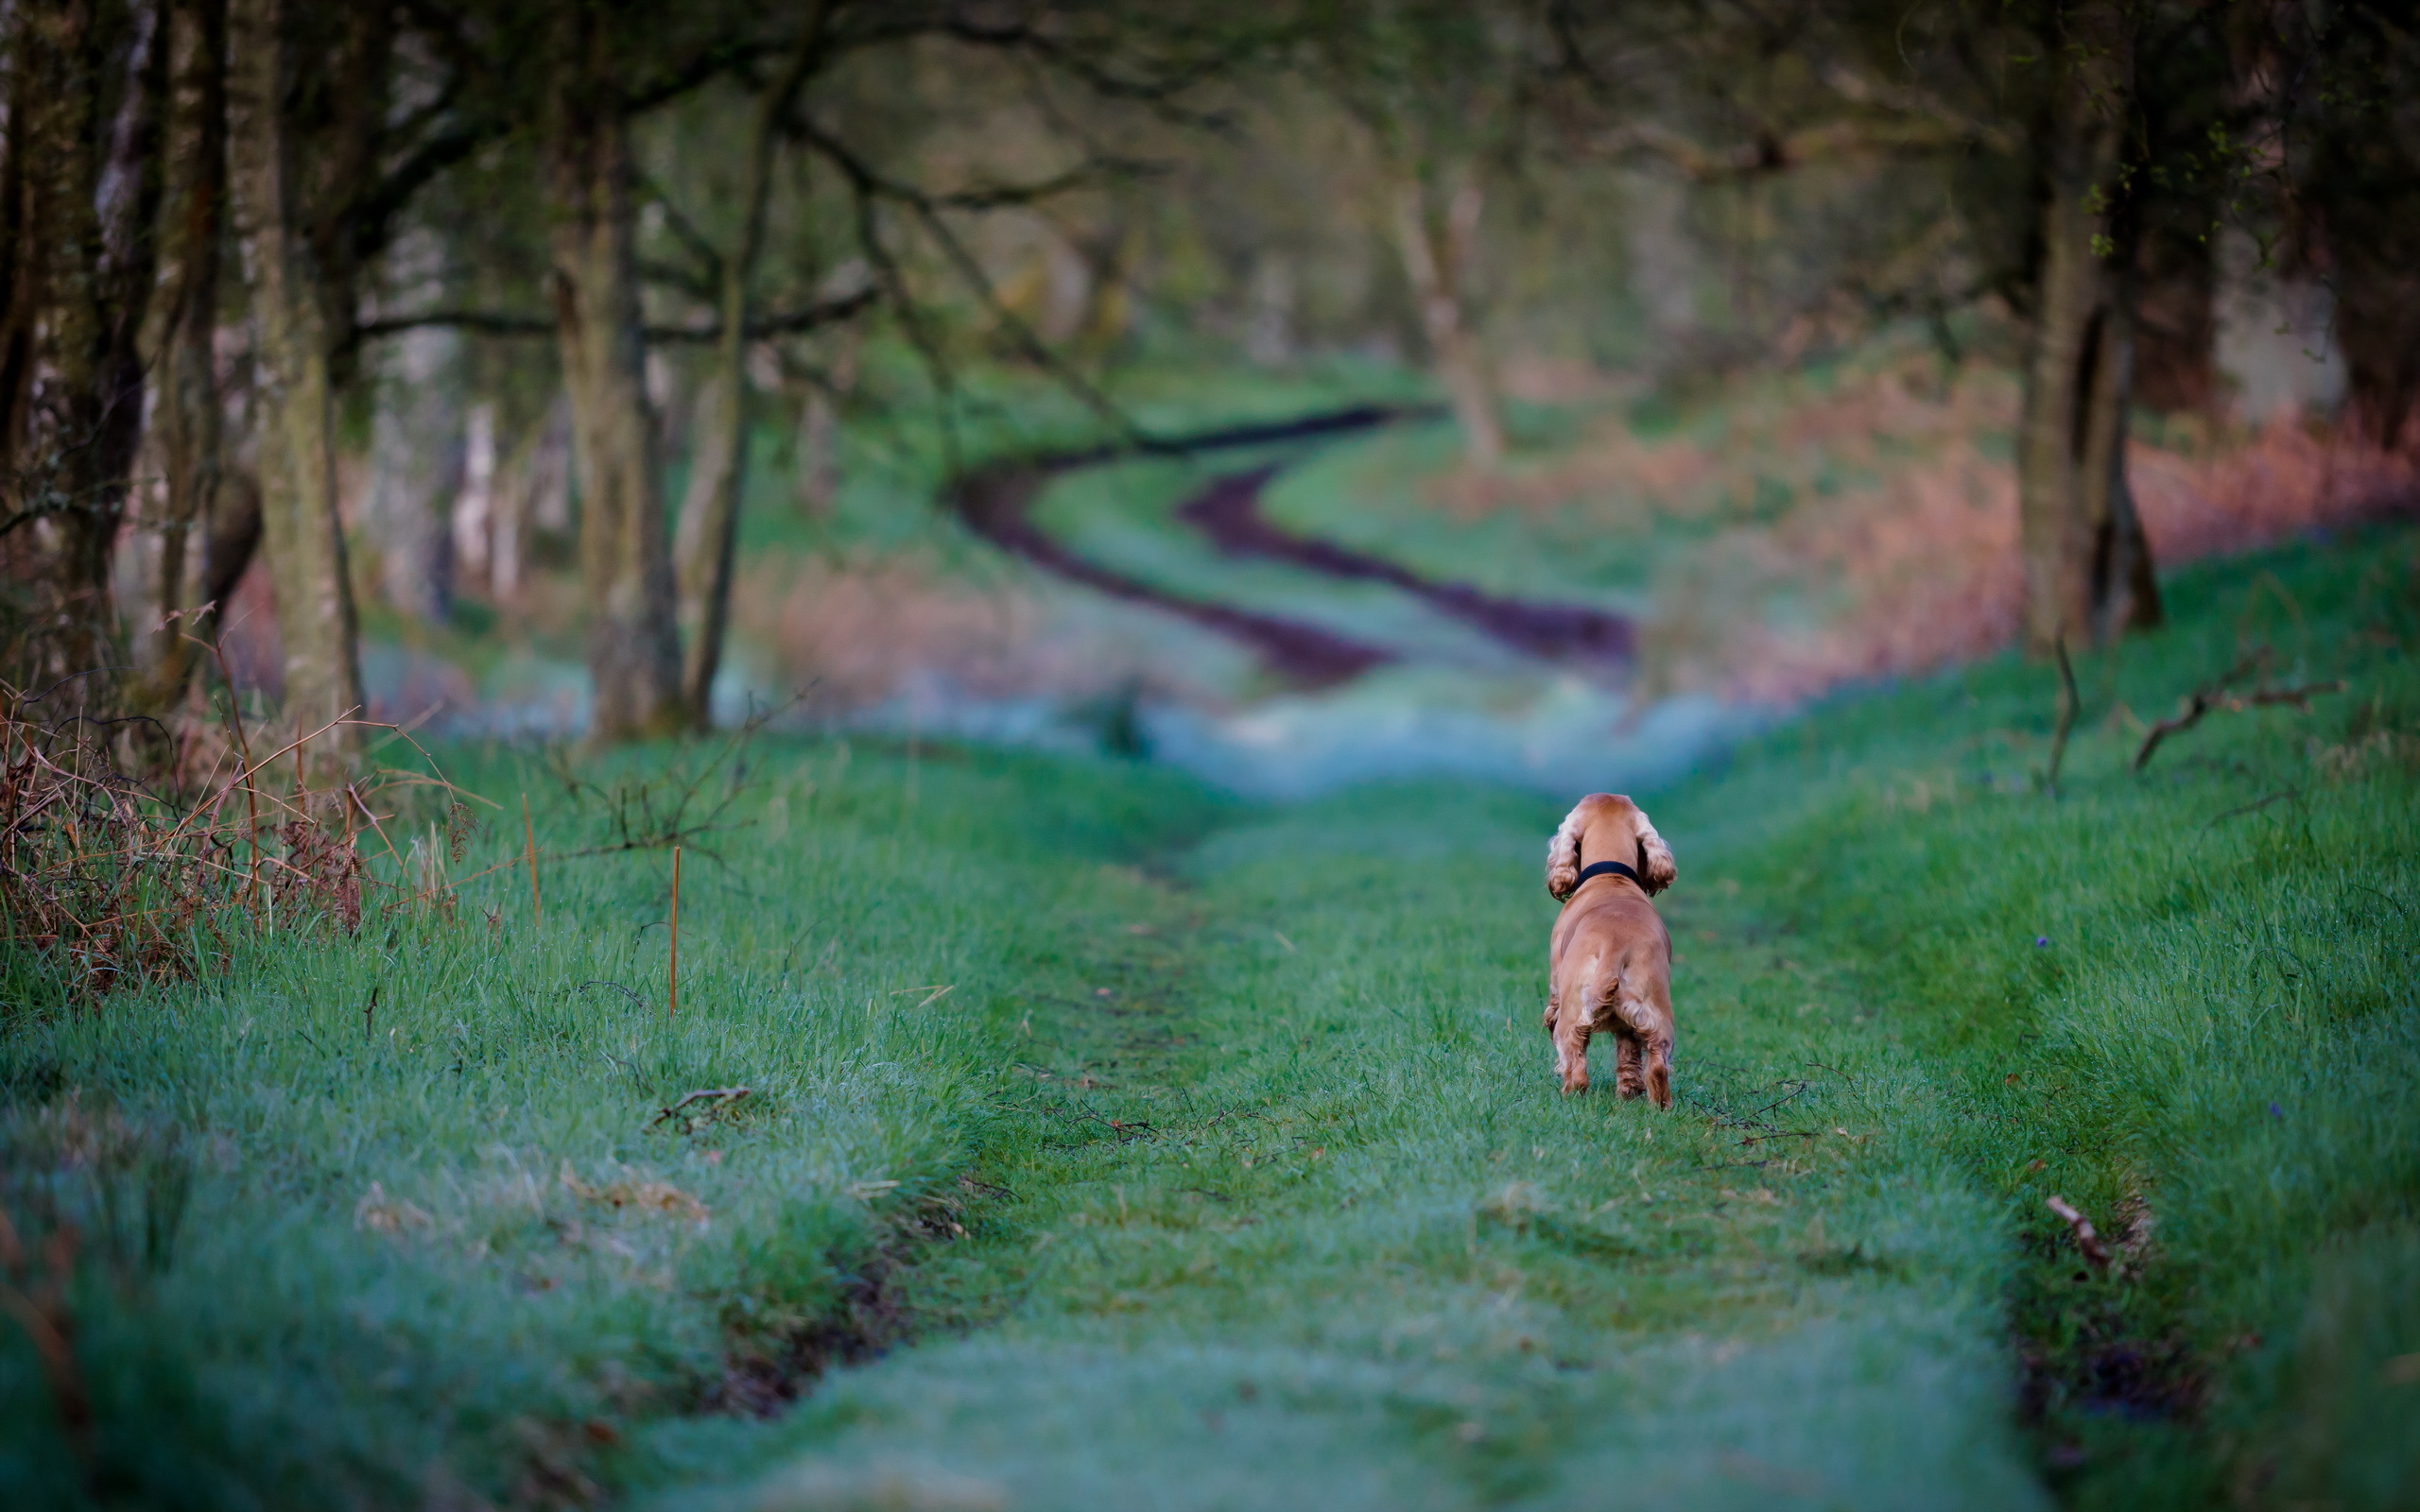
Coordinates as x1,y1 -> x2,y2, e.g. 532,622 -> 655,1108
1642,1031 -> 1674,1111
1613,1034 -> 1646,1099
1558,962 -> 1597,1089
1612,947 -> 1675,1110
1556,1014 -> 1592,1094
1553,964 -> 1596,1094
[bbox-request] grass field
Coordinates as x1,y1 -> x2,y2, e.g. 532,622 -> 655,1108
6,524 -> 2415,1509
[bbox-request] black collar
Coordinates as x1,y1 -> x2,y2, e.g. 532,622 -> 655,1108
1574,859 -> 1642,888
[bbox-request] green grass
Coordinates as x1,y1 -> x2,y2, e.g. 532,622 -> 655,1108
7,526 -> 2415,1509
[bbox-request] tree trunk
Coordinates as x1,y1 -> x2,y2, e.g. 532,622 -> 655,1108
0,27 -> 37,487
2015,4 -> 2162,656
674,369 -> 740,711
9,0 -> 166,694
545,20 -> 683,743
1390,162 -> 1502,472
227,0 -> 363,778
140,0 -> 228,709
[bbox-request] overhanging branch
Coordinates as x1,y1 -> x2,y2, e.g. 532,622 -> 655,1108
353,287 -> 879,346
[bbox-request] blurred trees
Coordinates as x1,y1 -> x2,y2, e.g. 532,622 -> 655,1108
2293,5 -> 2420,451
1554,0 -> 2353,656
2,0 -> 2414,762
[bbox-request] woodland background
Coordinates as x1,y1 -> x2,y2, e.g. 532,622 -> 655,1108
3,0 -> 2414,772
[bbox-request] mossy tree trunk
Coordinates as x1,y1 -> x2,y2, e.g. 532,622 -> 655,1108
227,0 -> 364,780
2015,2 -> 2162,656
7,0 -> 165,696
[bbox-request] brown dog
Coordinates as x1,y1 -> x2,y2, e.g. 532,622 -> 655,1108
1543,793 -> 1679,1106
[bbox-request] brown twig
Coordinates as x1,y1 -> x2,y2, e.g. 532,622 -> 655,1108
2045,1194 -> 2112,1270
522,792 -> 542,927
2045,637 -> 2080,796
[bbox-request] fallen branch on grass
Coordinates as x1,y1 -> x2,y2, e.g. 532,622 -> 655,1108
2045,1194 -> 2112,1270
2133,653 -> 2344,772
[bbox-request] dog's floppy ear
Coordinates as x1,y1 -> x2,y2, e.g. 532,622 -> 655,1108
1546,799 -> 1588,901
1633,803 -> 1677,895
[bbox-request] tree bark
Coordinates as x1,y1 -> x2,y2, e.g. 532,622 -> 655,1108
1390,162 -> 1502,472
0,26 -> 37,486
545,15 -> 683,743
139,0 -> 229,709
227,0 -> 363,778
2015,3 -> 2161,656
9,0 -> 166,694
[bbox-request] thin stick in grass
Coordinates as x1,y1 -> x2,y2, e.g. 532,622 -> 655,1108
668,845 -> 681,1020
522,793 -> 542,927
2045,636 -> 2080,797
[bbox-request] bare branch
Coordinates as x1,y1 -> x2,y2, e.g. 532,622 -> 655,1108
2133,654 -> 2345,771
353,287 -> 879,346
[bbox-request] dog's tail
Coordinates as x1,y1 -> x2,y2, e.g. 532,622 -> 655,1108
1601,944 -> 1659,1034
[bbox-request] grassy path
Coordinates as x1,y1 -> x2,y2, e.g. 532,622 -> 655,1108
4,529 -> 2412,1510
644,781 -> 2044,1511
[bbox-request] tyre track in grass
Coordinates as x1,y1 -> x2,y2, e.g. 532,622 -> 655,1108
944,405 -> 1634,680
944,409 -> 1411,687
1177,466 -> 1634,665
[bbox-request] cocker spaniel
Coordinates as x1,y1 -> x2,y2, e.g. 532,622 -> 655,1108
1543,793 -> 1679,1106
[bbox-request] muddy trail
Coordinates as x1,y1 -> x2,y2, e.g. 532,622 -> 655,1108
942,405 -> 1634,681
1177,467 -> 1634,663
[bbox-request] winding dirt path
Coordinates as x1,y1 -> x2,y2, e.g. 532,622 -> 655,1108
950,459 -> 1392,686
1177,468 -> 1634,664
942,404 -> 1634,682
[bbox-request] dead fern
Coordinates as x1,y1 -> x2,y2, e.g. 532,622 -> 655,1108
1,678 -> 475,1005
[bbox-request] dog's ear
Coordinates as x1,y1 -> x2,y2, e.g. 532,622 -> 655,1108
1634,804 -> 1677,895
1546,799 -> 1587,901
